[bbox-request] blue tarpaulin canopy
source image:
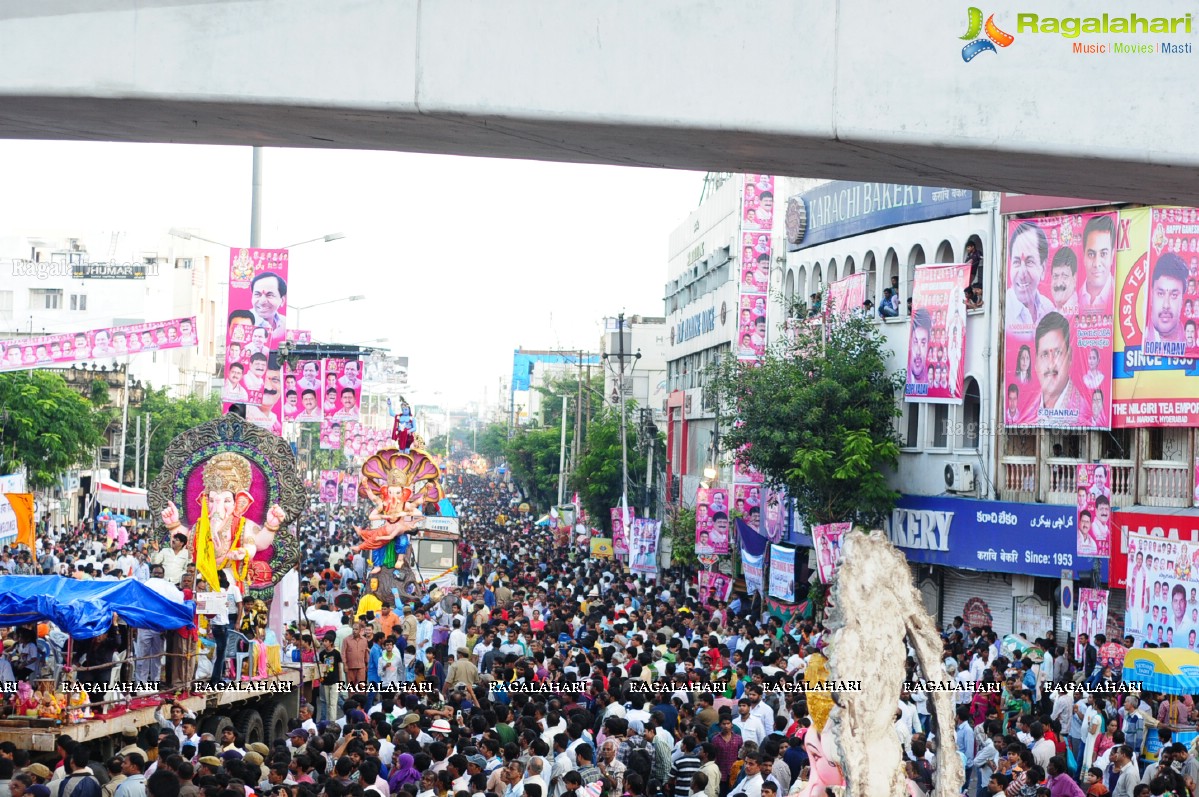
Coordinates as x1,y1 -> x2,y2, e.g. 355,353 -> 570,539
0,576 -> 195,639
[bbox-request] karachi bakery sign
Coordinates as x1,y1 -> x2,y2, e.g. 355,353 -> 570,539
959,9 -> 1193,62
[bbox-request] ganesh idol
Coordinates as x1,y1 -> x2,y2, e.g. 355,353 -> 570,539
160,451 -> 286,591
357,448 -> 444,574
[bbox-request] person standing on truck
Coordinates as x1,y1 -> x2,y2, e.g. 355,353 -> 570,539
208,572 -> 242,686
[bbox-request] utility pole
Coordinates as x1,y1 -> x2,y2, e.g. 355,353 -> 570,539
556,395 -> 569,506
117,357 -> 130,485
143,418 -> 153,489
134,416 -> 141,489
250,148 -> 263,247
617,313 -> 630,536
574,351 -> 583,480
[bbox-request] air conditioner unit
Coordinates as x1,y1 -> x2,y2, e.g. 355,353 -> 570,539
944,461 -> 975,493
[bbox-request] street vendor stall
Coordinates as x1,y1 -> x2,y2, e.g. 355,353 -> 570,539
1122,647 -> 1199,762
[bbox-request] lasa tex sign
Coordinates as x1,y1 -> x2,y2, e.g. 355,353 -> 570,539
879,495 -> 1108,580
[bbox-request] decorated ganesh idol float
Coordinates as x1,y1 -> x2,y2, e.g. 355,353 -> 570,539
354,445 -> 447,606
148,414 -> 305,669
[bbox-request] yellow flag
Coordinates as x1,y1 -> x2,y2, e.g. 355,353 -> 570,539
194,496 -> 220,591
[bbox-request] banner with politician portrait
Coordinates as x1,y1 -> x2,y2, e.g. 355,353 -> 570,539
737,295 -> 769,359
698,571 -> 733,606
0,317 -> 198,373
1003,213 -> 1116,429
813,522 -> 852,584
322,358 -> 362,422
1112,207 -> 1199,426
1075,588 -> 1110,661
1075,464 -> 1113,558
628,518 -> 661,578
1122,531 -> 1199,650
742,174 -> 775,232
904,264 -> 970,404
768,544 -> 796,602
318,470 -> 340,504
288,360 -> 324,421
741,232 -> 771,294
610,506 -> 635,557
695,487 -> 730,556
341,475 -> 360,506
825,272 -> 868,319
319,419 -> 342,450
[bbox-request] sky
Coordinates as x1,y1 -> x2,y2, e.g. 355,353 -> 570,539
0,141 -> 703,407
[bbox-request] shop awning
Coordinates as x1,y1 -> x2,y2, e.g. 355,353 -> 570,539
0,575 -> 194,639
1122,647 -> 1199,695
94,478 -> 148,511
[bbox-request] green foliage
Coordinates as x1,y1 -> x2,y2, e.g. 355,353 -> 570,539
475,422 -> 509,464
708,311 -> 904,529
131,387 -> 223,485
504,426 -> 563,511
0,371 -> 109,489
532,373 -> 605,429
297,423 -> 346,474
665,504 -> 697,566
571,406 -> 649,533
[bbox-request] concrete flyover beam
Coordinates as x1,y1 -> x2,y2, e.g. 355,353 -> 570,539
1,0 -> 1197,204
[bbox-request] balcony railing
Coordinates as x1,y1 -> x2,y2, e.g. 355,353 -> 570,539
1141,460 -> 1192,508
1001,456 -> 1037,503
1104,460 -> 1136,507
1046,458 -> 1079,504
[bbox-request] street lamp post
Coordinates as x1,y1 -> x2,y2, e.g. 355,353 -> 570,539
291,295 -> 366,337
603,313 -> 641,534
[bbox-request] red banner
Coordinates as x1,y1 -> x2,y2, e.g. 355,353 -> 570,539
1109,510 -> 1199,588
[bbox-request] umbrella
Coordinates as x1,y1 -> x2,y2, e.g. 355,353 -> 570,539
1122,647 -> 1199,695
1001,634 -> 1036,657
1098,641 -> 1128,671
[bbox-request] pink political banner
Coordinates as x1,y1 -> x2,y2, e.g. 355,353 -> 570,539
824,272 -> 868,318
813,522 -> 852,584
760,487 -> 787,544
733,445 -> 765,485
698,571 -> 733,606
1075,588 -> 1110,662
288,359 -> 324,421
318,470 -> 340,504
323,358 -> 362,422
341,475 -> 360,505
737,295 -> 768,359
732,484 -> 762,517
610,506 -> 635,557
695,487 -> 730,556
741,174 -> 775,232
0,317 -> 198,372
224,247 -> 288,432
319,419 -> 342,450
285,329 -> 312,343
1004,213 -> 1116,429
1076,464 -> 1113,558
740,231 -> 771,294
904,264 -> 970,404
1143,209 -> 1199,360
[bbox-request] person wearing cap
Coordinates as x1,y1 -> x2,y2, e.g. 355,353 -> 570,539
195,758 -> 223,779
445,646 -> 480,689
286,729 -> 309,757
117,730 -> 147,760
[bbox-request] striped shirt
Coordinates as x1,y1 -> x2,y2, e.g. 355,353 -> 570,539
670,754 -> 702,797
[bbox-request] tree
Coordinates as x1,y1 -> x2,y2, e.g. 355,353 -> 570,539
570,406 -> 649,533
0,371 -> 109,489
708,311 -> 904,529
130,387 -> 223,486
664,504 -> 697,566
475,422 -> 509,464
504,426 -> 563,511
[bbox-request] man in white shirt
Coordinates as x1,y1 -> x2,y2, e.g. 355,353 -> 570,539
733,700 -> 767,747
728,753 -> 764,797
152,534 -> 191,586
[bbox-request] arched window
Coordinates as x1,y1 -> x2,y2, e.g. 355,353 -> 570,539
961,377 -> 981,449
783,269 -> 795,306
828,258 -> 839,284
935,240 -> 955,264
797,265 -> 809,302
812,263 -> 824,295
845,255 -> 856,276
884,248 -> 900,313
863,251 -> 878,305
965,233 -> 985,288
906,244 -> 926,315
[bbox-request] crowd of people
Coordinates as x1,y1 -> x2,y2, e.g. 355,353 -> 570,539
6,473 -> 1199,797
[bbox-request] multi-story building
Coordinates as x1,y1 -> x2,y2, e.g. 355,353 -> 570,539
599,315 -> 668,419
0,231 -> 227,398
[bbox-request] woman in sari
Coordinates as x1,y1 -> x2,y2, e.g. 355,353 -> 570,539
1081,695 -> 1106,773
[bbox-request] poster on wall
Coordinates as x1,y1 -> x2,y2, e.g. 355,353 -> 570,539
323,358 -> 362,422
290,360 -> 324,421
742,174 -> 774,232
812,522 -> 851,584
341,475 -> 359,505
1075,464 -> 1113,557
768,544 -> 796,602
698,571 -> 733,605
0,316 -> 198,373
1003,213 -> 1116,429
318,470 -> 340,504
1122,531 -> 1199,649
1113,207 -> 1199,426
1076,588 -> 1110,660
737,295 -> 769,359
695,487 -> 730,556
904,264 -> 971,404
319,420 -> 342,450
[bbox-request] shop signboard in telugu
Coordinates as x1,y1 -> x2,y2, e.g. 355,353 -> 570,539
878,495 -> 1108,580
788,182 -> 977,251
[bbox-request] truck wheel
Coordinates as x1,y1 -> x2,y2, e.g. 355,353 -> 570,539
265,702 -> 289,745
199,714 -> 234,738
236,708 -> 265,746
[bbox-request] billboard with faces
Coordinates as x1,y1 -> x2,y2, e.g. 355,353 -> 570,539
1002,213 -> 1116,430
322,358 -> 362,422
904,264 -> 970,404
0,317 -> 197,372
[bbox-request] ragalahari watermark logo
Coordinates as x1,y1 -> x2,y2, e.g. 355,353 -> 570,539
960,7 -> 1015,62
